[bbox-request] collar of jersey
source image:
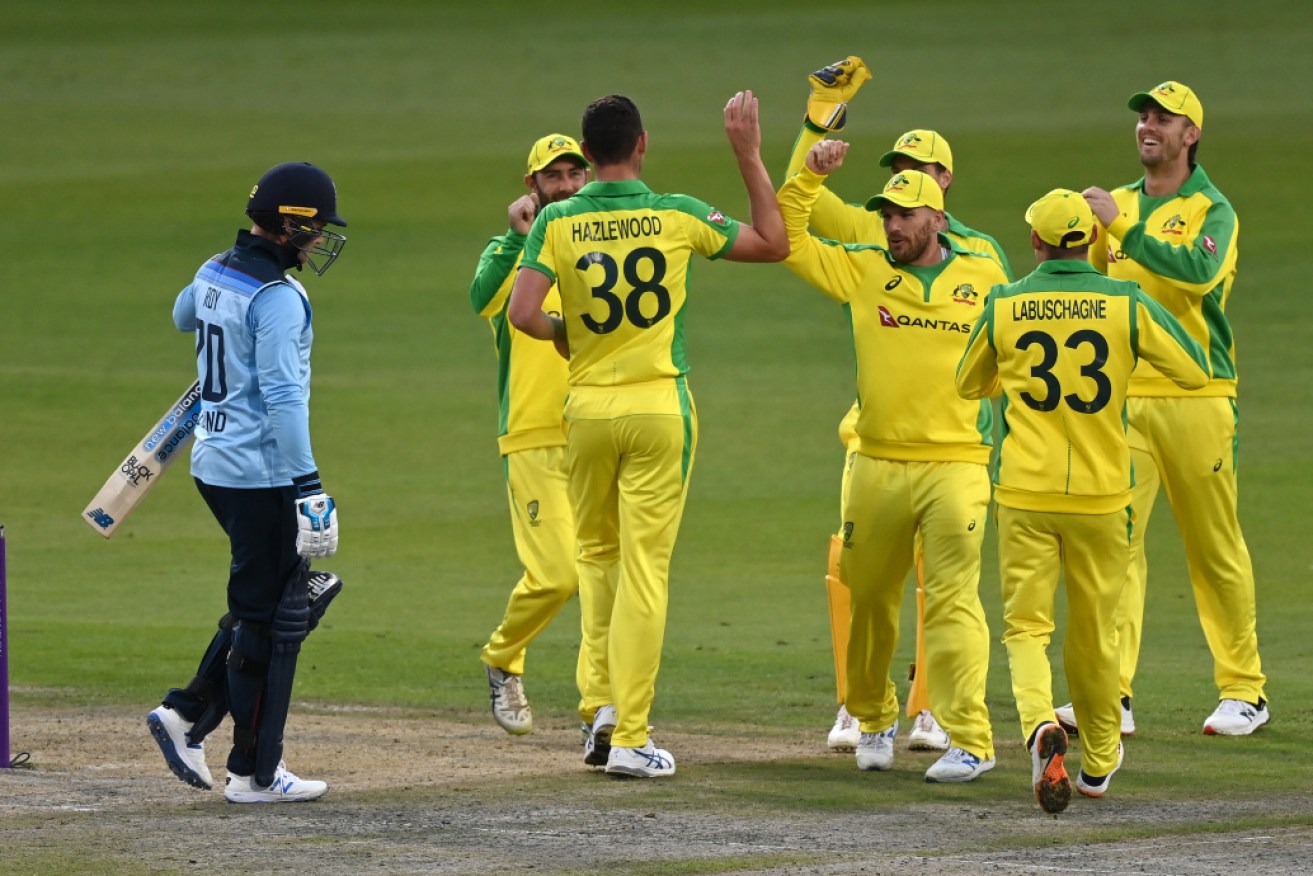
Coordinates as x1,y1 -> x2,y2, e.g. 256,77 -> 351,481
1033,259 -> 1102,277
1130,162 -> 1212,199
576,179 -> 653,197
235,228 -> 300,274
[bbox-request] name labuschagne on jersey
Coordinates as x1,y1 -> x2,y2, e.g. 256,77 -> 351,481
1012,298 -> 1108,322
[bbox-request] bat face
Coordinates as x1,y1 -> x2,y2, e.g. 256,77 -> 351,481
82,382 -> 202,538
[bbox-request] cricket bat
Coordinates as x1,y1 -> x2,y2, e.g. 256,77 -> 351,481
82,381 -> 202,538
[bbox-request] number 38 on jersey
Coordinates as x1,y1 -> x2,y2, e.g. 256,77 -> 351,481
577,246 -> 671,334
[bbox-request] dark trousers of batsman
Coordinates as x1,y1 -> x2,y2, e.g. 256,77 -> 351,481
162,481 -> 309,787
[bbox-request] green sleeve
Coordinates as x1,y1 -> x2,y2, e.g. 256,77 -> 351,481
469,230 -> 526,317
1133,289 -> 1210,389
1117,199 -> 1236,292
955,297 -> 1001,400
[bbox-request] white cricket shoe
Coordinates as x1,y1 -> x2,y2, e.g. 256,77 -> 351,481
924,746 -> 994,783
147,705 -> 213,790
855,720 -> 897,772
584,704 -> 617,767
484,664 -> 533,735
605,739 -> 675,778
1203,698 -> 1270,736
827,704 -> 860,752
225,761 -> 328,803
1076,742 -> 1124,798
1053,697 -> 1135,737
907,710 -> 950,751
1030,721 -> 1071,814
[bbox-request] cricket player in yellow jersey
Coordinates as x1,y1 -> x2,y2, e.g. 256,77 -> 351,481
508,92 -> 788,778
957,188 -> 1208,813
469,134 -> 590,737
1054,81 -> 1268,737
779,140 -> 1006,783
791,56 -> 1014,754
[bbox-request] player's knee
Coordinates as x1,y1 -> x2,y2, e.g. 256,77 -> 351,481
228,621 -> 271,676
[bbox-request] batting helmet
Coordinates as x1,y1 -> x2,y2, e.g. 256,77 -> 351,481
246,162 -> 347,275
247,162 -> 347,227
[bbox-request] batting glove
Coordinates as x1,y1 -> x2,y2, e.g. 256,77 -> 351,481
293,471 -> 338,557
294,479 -> 339,557
806,55 -> 873,132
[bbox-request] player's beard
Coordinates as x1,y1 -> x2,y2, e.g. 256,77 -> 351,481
888,221 -> 936,264
531,182 -> 577,212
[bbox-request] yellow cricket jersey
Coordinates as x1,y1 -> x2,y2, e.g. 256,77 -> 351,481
779,167 -> 1007,464
1088,164 -> 1239,398
786,123 -> 1015,452
470,230 -> 569,455
956,260 -> 1209,514
520,179 -> 738,399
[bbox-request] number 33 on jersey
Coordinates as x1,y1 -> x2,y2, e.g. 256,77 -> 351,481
956,261 -> 1209,513
520,180 -> 740,387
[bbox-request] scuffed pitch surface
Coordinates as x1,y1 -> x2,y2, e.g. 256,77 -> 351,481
2,704 -> 1310,875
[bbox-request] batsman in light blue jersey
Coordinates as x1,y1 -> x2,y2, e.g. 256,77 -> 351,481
146,162 -> 347,804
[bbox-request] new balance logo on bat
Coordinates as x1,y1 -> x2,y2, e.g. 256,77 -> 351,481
86,508 -> 115,529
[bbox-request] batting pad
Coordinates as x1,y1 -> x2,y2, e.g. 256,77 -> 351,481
824,535 -> 850,704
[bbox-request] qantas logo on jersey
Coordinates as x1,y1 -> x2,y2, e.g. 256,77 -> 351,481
707,210 -> 727,226
877,305 -> 971,333
1161,214 -> 1186,236
1203,234 -> 1218,256
952,283 -> 979,305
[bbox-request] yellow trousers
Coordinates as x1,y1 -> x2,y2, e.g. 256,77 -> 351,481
998,505 -> 1127,778
841,456 -> 993,760
481,446 -> 584,700
1120,396 -> 1265,702
827,449 -> 929,716
567,384 -> 697,748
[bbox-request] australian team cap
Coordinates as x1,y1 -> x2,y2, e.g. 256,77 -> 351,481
1025,188 -> 1097,249
865,169 -> 945,212
878,129 -> 954,173
527,134 -> 588,174
1128,80 -> 1204,129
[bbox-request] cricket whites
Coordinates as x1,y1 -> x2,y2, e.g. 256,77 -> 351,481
82,382 -> 202,538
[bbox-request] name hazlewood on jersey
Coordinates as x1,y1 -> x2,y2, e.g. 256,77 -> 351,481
572,215 -> 664,242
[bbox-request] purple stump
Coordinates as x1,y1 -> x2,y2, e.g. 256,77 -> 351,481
1,525 -> 8,768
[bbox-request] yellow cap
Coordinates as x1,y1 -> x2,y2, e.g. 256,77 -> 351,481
1025,188 -> 1097,249
878,129 -> 954,173
526,134 -> 587,174
865,170 -> 945,212
1128,81 -> 1203,129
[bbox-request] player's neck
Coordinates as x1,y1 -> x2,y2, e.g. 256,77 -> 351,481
1142,157 -> 1192,198
594,164 -> 641,182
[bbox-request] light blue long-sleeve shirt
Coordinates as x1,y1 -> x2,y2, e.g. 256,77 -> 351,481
174,231 -> 317,488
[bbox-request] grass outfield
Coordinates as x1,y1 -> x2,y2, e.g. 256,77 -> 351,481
2,0 -> 1312,869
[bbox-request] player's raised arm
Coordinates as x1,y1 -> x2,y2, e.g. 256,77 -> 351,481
775,141 -> 863,302
723,90 -> 788,263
